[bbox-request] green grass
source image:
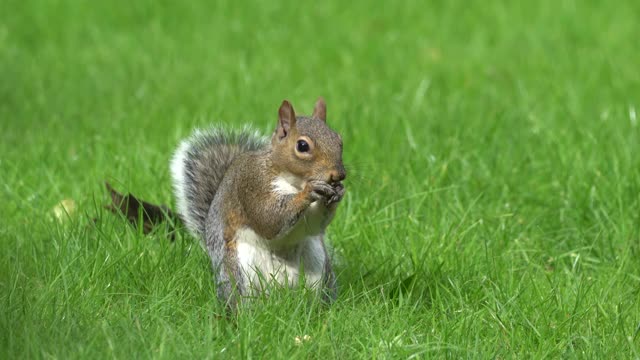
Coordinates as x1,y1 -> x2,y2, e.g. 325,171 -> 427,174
2,0 -> 640,358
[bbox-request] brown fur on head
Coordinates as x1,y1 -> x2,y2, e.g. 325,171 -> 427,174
270,98 -> 346,184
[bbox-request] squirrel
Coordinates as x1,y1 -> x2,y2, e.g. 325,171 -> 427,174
108,98 -> 347,308
172,98 -> 346,307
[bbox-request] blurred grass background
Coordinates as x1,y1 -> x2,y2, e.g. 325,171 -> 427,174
1,0 -> 639,358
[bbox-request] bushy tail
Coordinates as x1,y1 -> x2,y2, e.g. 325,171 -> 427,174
170,126 -> 267,238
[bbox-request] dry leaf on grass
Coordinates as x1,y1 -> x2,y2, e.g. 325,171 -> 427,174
52,199 -> 77,222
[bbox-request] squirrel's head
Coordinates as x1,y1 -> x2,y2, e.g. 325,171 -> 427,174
270,98 -> 346,185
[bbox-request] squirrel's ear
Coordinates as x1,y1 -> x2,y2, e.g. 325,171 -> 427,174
277,100 -> 296,139
312,97 -> 327,122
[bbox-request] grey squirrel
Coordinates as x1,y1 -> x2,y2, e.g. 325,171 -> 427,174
108,98 -> 346,308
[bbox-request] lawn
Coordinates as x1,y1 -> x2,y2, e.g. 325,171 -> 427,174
1,0 -> 640,358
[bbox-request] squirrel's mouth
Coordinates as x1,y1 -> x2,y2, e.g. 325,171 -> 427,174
307,177 -> 343,188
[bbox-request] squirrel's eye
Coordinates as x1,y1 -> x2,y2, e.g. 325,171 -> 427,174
296,140 -> 310,153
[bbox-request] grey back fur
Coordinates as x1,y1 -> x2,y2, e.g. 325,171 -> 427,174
170,127 -> 267,238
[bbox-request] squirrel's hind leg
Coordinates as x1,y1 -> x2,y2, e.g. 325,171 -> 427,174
321,250 -> 338,304
205,202 -> 246,310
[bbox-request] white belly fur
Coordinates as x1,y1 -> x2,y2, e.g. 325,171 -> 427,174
235,228 -> 326,292
234,174 -> 329,293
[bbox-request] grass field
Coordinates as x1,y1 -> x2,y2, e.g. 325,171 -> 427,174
2,0 -> 640,358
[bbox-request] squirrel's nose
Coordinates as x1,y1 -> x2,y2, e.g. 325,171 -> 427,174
329,166 -> 346,183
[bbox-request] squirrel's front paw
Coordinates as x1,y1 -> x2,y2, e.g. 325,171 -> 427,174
307,180 -> 345,206
308,180 -> 336,203
326,182 -> 345,205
